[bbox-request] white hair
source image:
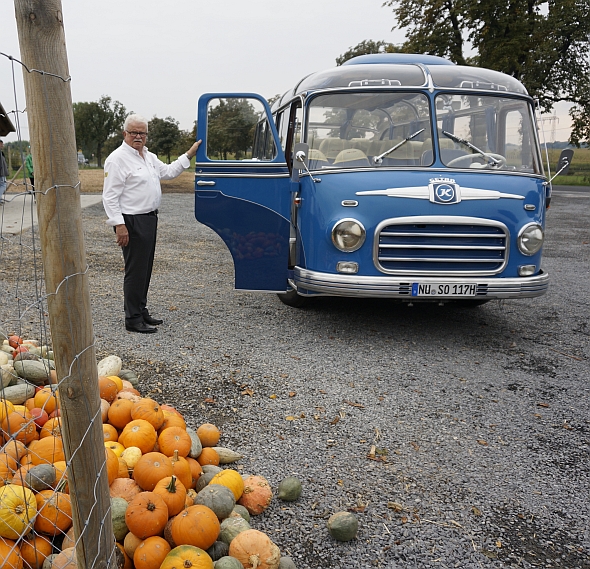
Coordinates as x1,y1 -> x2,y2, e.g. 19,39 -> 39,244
124,114 -> 148,131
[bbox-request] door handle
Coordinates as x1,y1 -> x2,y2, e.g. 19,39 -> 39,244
196,180 -> 216,186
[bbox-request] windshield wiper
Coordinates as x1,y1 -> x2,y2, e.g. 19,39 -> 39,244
442,130 -> 501,167
373,128 -> 425,164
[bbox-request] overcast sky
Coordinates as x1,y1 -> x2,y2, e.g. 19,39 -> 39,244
0,0 -> 571,144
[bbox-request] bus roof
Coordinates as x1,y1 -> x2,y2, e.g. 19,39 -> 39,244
274,54 -> 529,111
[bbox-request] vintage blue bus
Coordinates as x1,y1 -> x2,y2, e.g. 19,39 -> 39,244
194,53 -> 549,307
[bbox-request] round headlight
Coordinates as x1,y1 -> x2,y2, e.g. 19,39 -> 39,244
331,219 -> 366,252
518,223 -> 544,255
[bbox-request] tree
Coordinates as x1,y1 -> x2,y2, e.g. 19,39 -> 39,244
336,40 -> 402,66
147,116 -> 182,163
207,99 -> 258,160
73,96 -> 127,167
338,1 -> 590,146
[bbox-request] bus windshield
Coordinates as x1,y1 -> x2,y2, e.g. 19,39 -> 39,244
434,94 -> 541,173
306,92 -> 432,169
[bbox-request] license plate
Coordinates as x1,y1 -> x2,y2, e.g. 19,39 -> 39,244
411,283 -> 477,297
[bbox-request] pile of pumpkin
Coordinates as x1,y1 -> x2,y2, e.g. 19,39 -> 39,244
0,340 -> 302,569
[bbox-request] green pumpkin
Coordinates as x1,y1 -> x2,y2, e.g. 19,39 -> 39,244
327,511 -> 358,542
110,497 -> 129,542
194,484 -> 236,520
279,557 -> 298,569
214,556 -> 243,569
118,369 -> 139,388
207,540 -> 229,561
219,516 -> 250,545
230,505 -> 250,523
277,476 -> 302,502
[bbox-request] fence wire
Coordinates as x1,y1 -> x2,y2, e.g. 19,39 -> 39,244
1,50 -> 118,569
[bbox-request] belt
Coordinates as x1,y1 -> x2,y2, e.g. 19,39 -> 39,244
124,210 -> 158,216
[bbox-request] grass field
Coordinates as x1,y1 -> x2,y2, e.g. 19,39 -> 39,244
548,147 -> 590,185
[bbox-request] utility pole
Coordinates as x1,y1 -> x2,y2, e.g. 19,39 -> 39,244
14,2 -> 115,568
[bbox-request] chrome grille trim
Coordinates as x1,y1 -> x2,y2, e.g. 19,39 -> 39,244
374,215 -> 509,276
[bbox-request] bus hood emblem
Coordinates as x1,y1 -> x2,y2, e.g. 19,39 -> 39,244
356,178 -> 524,204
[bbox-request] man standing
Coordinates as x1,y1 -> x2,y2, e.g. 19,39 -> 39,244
0,140 -> 7,204
102,114 -> 201,333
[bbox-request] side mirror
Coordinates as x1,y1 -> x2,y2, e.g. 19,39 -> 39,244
556,149 -> 574,176
293,142 -> 309,171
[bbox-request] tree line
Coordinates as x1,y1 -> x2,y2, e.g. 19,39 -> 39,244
73,96 -> 196,167
336,0 -> 590,147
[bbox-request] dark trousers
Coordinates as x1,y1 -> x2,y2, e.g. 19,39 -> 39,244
121,212 -> 158,325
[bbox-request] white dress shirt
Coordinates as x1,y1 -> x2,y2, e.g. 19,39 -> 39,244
102,142 -> 190,226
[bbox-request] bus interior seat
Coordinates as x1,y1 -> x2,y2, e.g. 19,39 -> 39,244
307,149 -> 329,169
349,138 -> 372,154
318,138 -> 347,161
333,148 -> 370,167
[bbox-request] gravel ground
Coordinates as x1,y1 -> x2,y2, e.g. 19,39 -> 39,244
1,187 -> 589,569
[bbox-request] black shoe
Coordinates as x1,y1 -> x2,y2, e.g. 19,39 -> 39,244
126,321 -> 158,334
143,314 -> 164,325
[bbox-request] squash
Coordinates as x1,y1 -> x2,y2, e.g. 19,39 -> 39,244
278,557 -> 297,569
237,476 -> 272,515
158,412 -> 187,433
196,424 -> 220,447
24,464 -> 56,492
196,448 -> 219,467
38,417 -> 61,439
116,542 -> 133,569
205,540 -> 229,561
0,484 -> 36,539
159,545 -> 213,569
170,451 -> 193,490
131,398 -> 165,430
118,369 -> 139,388
120,446 -> 142,470
211,447 -> 243,464
133,452 -> 173,491
20,532 -> 53,569
1,411 -> 37,444
62,525 -> 75,549
214,557 -> 244,569
218,515 -> 250,545
50,547 -> 76,569
231,504 -> 250,523
153,475 -> 187,517
133,536 -> 171,569
170,505 -> 220,550
195,471 -> 217,493
111,496 -> 129,542
33,388 -> 58,416
118,420 -> 157,454
158,426 -> 192,457
28,436 -> 65,466
194,484 -> 235,520
100,399 -> 110,423
186,427 -> 203,459
210,469 -> 244,500
109,478 -> 142,502
117,457 -> 130,478
105,447 -> 120,486
228,529 -> 280,569
12,360 -> 50,386
163,517 -> 177,549
277,476 -> 302,502
201,465 -> 222,476
327,511 -> 358,541
125,491 -> 168,539
97,355 -> 123,378
185,457 -> 203,489
0,537 -> 22,569
0,384 -> 35,406
34,489 -> 72,535
123,531 -> 143,559
98,376 -> 119,404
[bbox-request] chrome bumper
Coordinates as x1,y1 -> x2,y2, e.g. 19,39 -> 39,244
294,268 -> 549,299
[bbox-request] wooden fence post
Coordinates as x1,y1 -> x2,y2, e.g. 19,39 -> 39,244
13,2 -> 115,568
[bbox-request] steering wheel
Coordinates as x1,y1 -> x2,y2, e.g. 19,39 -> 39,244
447,153 -> 507,169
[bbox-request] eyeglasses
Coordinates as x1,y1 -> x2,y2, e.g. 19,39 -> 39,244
126,131 -> 148,137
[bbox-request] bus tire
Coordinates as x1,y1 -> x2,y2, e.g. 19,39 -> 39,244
277,290 -> 311,308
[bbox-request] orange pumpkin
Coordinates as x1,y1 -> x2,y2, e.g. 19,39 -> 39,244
158,412 -> 187,433
170,505 -> 220,550
102,423 -> 119,443
237,475 -> 273,515
153,475 -> 187,517
133,536 -> 171,569
131,399 -> 165,430
1,441 -> 27,463
1,412 -> 37,444
29,436 -> 65,465
100,399 -> 110,423
228,529 -> 281,569
158,427 -> 192,458
0,537 -> 22,569
170,452 -> 193,491
119,420 -> 157,454
133,452 -> 173,491
10,464 -> 34,487
196,424 -> 220,447
39,417 -> 61,439
33,388 -> 58,416
108,399 -> 134,430
116,542 -> 133,569
105,447 -> 120,486
196,447 -> 219,467
21,532 -> 53,569
125,491 -> 169,539
159,545 -> 213,569
109,477 -> 142,502
34,489 -> 73,535
185,457 -> 203,489
98,376 -> 119,403
49,547 -> 76,569
117,457 -> 130,478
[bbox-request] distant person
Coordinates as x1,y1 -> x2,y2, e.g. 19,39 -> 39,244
25,151 -> 34,190
102,113 -> 201,334
0,140 -> 7,204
